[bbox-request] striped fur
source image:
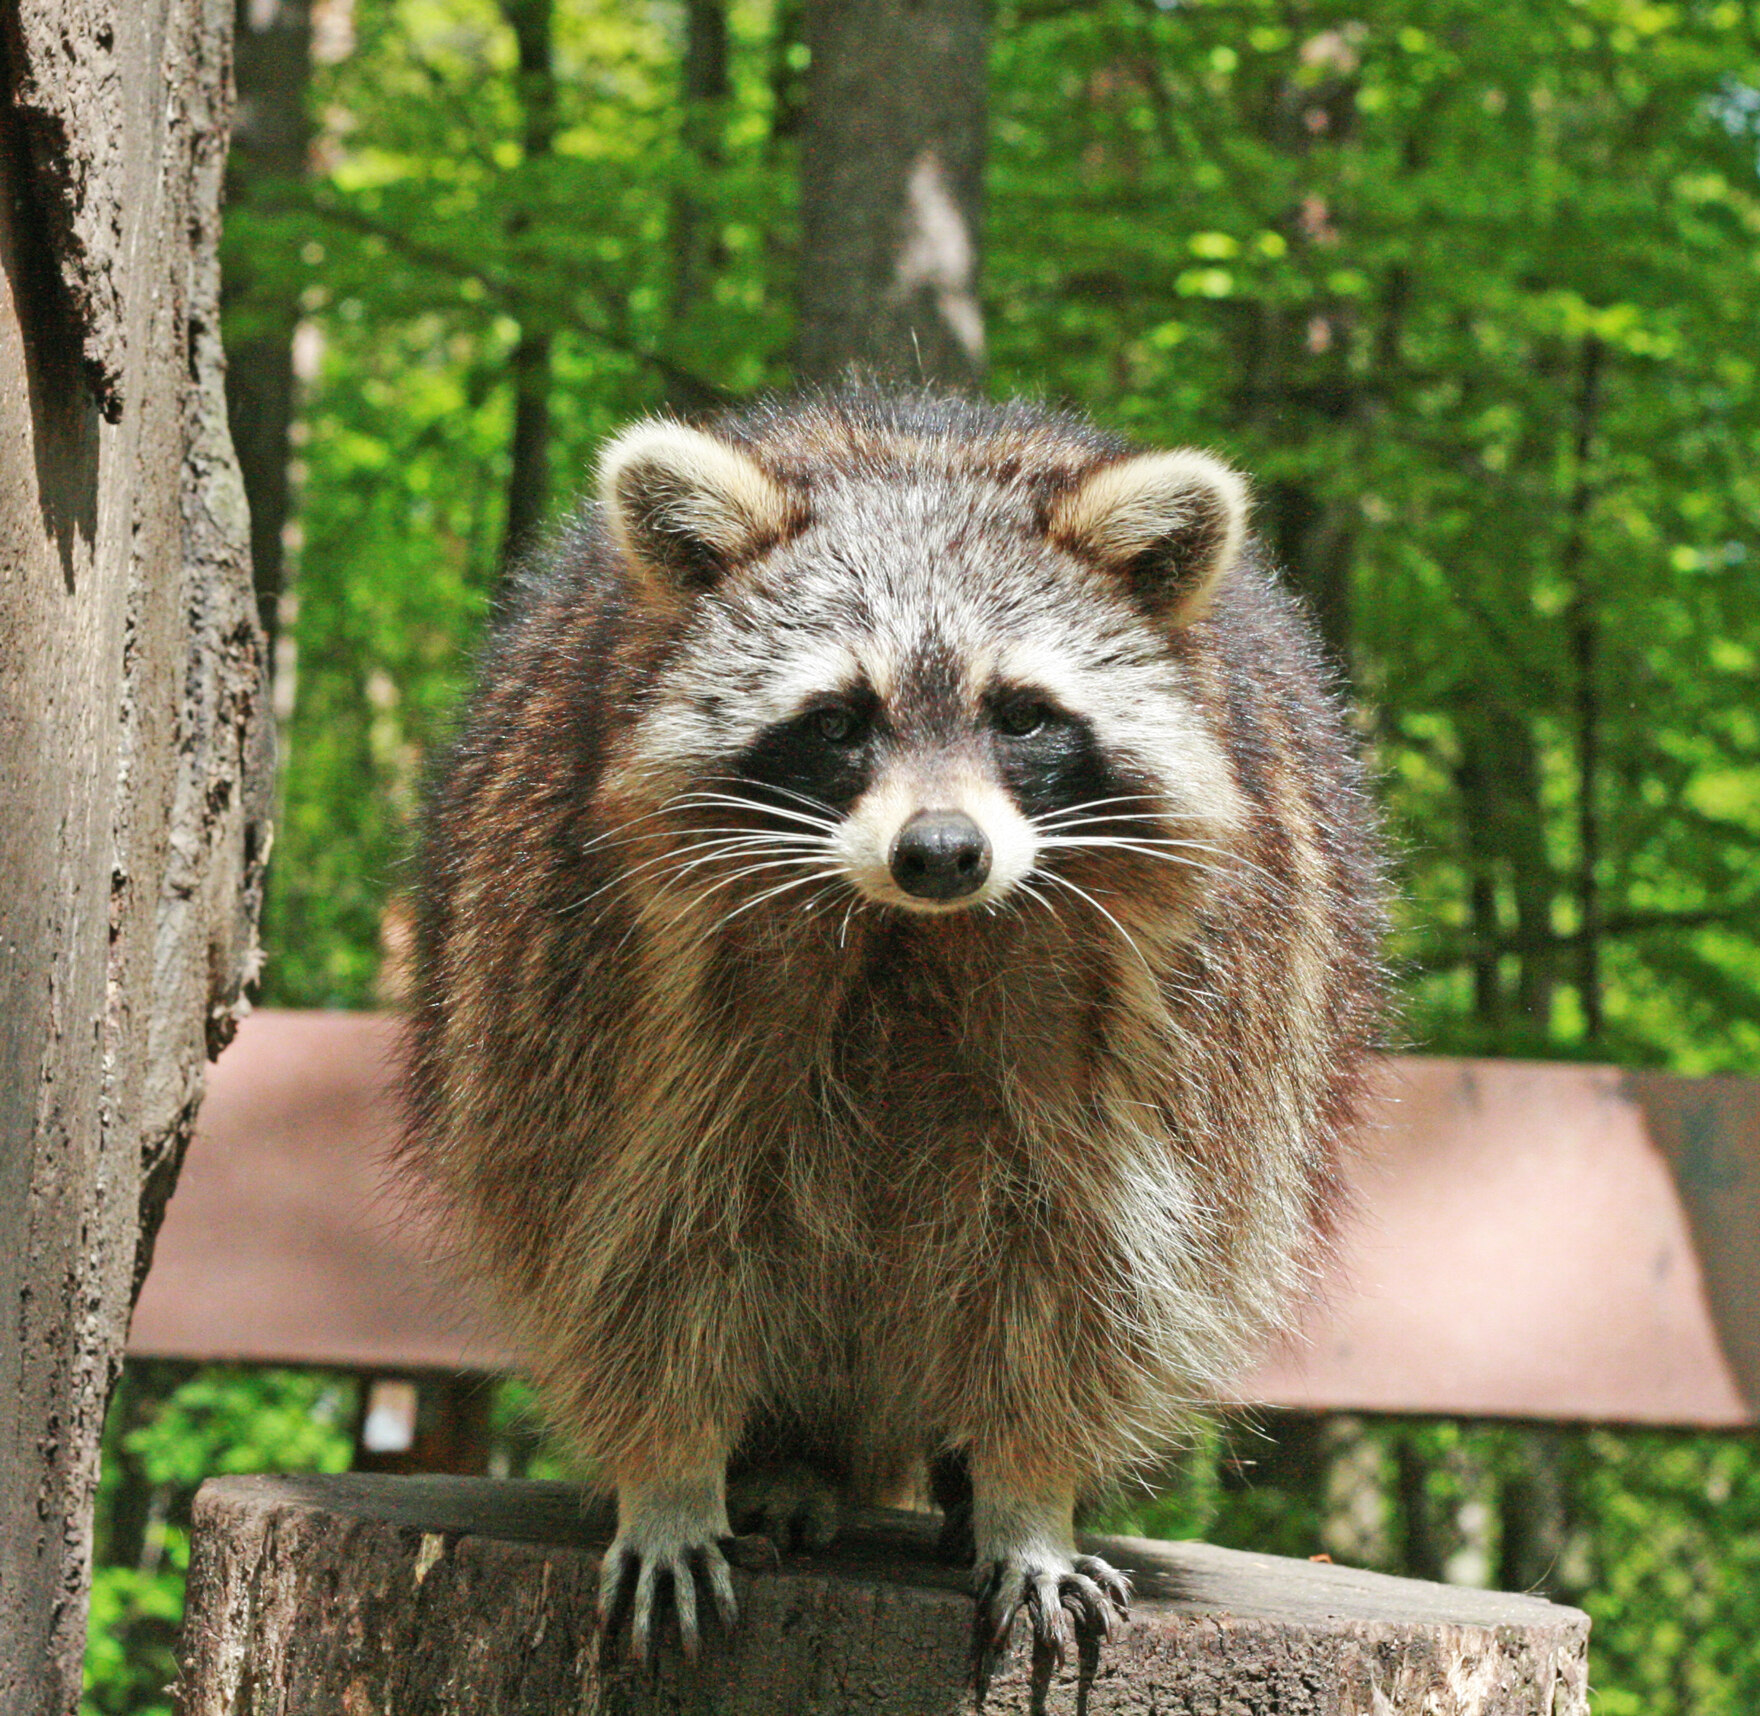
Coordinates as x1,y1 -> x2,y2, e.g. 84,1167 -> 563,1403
405,388 -> 1386,1663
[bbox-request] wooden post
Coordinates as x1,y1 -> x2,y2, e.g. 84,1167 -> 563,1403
178,1474 -> 1589,1715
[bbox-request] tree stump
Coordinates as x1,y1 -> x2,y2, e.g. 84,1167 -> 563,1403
178,1474 -> 1588,1715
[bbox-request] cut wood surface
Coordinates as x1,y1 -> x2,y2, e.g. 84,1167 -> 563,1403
178,1474 -> 1589,1715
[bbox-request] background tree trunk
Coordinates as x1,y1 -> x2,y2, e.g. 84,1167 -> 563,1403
797,0 -> 988,389
224,0 -> 312,661
0,0 -> 267,1707
672,0 -> 730,334
496,0 -> 556,579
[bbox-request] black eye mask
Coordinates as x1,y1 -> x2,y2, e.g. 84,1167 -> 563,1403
983,693 -> 1125,825
735,688 -> 883,816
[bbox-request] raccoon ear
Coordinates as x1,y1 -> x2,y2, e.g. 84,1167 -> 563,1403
1049,450 -> 1249,626
596,421 -> 799,596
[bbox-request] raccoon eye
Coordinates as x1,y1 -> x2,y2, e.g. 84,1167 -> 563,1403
815,704 -> 862,744
993,696 -> 1053,739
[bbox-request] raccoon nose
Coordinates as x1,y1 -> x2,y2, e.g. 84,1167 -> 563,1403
890,811 -> 991,902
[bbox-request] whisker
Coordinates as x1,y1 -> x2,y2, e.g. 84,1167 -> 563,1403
660,857 -> 843,911
1038,819 -> 1220,849
1036,827 -> 1279,888
712,868 -> 846,931
1036,870 -> 1155,976
1035,815 -> 1173,837
999,876 -> 1059,929
698,775 -> 843,819
1032,794 -> 1160,830
555,832 -> 831,916
641,842 -> 830,892
664,791 -> 843,836
1037,838 -> 1208,870
573,800 -> 688,855
562,795 -> 835,887
797,880 -> 853,929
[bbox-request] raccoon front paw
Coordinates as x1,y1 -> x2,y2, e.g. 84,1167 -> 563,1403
972,1550 -> 1131,1696
726,1462 -> 840,1552
597,1476 -> 741,1668
598,1530 -> 737,1663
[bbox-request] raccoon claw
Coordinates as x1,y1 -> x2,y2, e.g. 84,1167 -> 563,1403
721,1530 -> 783,1571
971,1553 -> 1130,1703
597,1534 -> 738,1665
1073,1553 -> 1132,1619
727,1463 -> 841,1552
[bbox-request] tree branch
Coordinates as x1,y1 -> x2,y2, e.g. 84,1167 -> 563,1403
1411,904 -> 1757,970
302,195 -> 735,409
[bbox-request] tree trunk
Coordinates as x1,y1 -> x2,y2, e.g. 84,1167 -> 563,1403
1456,746 -> 1508,1028
1497,1429 -> 1577,1604
0,1 -> 268,1707
797,0 -> 988,389
1561,337 -> 1605,1041
672,0 -> 729,334
496,0 -> 556,579
500,324 -> 551,575
223,0 -> 312,661
767,0 -> 807,157
1261,478 -> 1355,672
1455,710 -> 1556,1042
178,1474 -> 1592,1716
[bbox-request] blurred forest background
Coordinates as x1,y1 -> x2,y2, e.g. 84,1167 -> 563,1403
91,0 -> 1760,1710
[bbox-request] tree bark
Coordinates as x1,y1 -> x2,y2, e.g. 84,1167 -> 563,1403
223,0 -> 311,659
500,324 -> 552,575
0,0 -> 268,1707
672,0 -> 729,334
1261,477 -> 1355,672
1561,336 -> 1605,1040
178,1473 -> 1592,1716
496,0 -> 556,579
797,0 -> 988,389
1454,710 -> 1557,1040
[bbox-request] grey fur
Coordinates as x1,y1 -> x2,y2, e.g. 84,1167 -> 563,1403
406,387 -> 1387,1675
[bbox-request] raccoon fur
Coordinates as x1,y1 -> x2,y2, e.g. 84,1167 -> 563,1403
405,388 -> 1385,1677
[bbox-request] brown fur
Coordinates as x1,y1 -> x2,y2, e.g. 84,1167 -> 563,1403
404,387 -> 1385,1659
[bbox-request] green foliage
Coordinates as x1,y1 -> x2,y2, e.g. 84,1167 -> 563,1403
82,1367 -> 358,1716
237,0 -> 796,1004
244,0 -> 1760,1064
83,1559 -> 186,1716
81,3 -> 1760,1713
1581,1429 -> 1760,1714
984,0 -> 1760,1070
1101,1416 -> 1760,1712
487,1372 -> 577,1480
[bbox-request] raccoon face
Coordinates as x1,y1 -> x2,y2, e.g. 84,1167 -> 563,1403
597,420 -> 1249,923
729,674 -> 1126,915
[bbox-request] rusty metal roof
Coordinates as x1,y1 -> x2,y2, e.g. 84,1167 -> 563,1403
130,1011 -> 1759,1426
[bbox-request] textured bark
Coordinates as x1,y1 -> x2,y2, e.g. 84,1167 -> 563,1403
797,0 -> 988,388
0,0 -> 268,1706
669,0 -> 728,354
223,0 -> 311,655
496,0 -> 555,578
1260,477 -> 1356,676
179,1475 -> 1590,1716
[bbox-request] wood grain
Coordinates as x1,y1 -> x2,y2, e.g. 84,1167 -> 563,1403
178,1474 -> 1589,1715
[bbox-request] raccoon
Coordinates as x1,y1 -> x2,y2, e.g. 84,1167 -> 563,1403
406,389 -> 1385,1681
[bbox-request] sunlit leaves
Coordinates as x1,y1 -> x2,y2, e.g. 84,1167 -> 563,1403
988,0 -> 1760,1072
